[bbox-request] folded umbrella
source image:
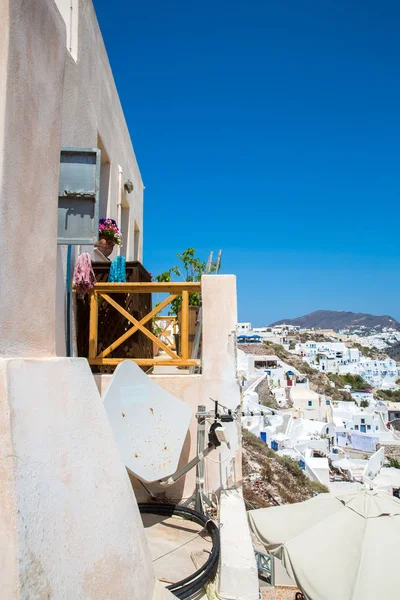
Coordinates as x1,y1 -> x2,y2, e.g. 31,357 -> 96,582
249,489 -> 400,600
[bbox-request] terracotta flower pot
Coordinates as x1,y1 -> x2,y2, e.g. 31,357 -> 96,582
96,236 -> 115,257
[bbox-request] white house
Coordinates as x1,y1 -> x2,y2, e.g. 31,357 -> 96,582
289,387 -> 327,421
53,0 -> 145,358
357,358 -> 398,388
237,348 -> 256,381
297,341 -> 360,375
333,402 -> 394,452
352,412 -> 380,435
0,2 -> 259,599
236,322 -> 252,334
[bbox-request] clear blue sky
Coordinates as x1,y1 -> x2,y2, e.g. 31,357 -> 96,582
93,0 -> 400,326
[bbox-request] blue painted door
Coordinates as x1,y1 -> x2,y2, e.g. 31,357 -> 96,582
360,425 -> 366,433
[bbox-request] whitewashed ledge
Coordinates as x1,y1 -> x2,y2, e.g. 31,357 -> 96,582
218,488 -> 259,600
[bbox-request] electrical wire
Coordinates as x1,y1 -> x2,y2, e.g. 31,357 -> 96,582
152,531 -> 203,563
205,451 -> 232,464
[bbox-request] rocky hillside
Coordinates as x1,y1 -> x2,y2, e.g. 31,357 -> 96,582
386,341 -> 400,362
242,429 -> 328,508
271,310 -> 400,332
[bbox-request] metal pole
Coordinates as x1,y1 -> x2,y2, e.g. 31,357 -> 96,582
195,405 -> 207,513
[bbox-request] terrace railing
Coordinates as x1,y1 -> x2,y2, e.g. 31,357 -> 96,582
88,282 -> 201,368
153,315 -> 178,350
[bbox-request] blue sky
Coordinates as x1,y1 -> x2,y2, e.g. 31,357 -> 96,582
93,0 -> 400,325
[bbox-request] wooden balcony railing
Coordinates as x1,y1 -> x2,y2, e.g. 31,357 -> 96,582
153,315 -> 178,350
88,282 -> 201,368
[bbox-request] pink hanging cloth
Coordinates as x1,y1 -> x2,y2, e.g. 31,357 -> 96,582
73,253 -> 96,294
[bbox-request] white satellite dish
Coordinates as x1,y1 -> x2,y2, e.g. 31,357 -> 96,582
103,361 -> 192,482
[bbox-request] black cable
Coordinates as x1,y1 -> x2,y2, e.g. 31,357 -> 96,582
139,504 -> 219,599
139,503 -> 219,598
138,503 -> 220,599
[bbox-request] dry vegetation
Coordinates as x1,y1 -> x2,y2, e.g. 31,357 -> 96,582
242,429 -> 328,509
255,377 -> 279,409
290,331 -> 337,344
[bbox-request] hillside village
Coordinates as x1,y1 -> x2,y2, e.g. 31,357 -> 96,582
238,320 -> 400,512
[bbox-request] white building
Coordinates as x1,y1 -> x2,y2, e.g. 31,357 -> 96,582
296,338 -> 399,390
289,387 -> 327,421
333,401 -> 394,451
53,0 -> 145,357
236,322 -> 252,334
0,3 -> 259,599
296,341 -> 360,374
357,358 -> 398,388
237,348 -> 256,381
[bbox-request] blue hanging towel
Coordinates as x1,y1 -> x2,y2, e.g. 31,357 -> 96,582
109,255 -> 126,282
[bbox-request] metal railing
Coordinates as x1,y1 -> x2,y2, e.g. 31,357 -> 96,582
88,281 -> 201,368
255,550 -> 274,585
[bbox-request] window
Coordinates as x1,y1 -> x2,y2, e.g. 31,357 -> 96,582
376,426 -> 379,430
355,425 -> 359,430
367,425 -> 371,430
361,418 -> 365,424
308,401 -> 313,407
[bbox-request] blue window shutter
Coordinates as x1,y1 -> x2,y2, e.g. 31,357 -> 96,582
58,147 -> 101,244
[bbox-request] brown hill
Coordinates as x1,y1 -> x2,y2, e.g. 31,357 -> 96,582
271,310 -> 400,332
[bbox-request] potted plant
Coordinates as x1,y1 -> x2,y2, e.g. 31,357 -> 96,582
155,248 -> 218,356
95,218 -> 122,257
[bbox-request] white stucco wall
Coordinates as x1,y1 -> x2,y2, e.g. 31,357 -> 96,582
57,0 -> 144,257
237,348 -> 255,380
54,0 -> 144,355
0,357 -> 156,599
218,489 -> 259,600
0,3 -> 162,598
290,386 -> 327,421
93,275 -> 259,597
0,0 -> 65,357
95,275 -> 243,500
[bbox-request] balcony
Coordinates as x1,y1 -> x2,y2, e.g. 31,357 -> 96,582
85,281 -> 202,370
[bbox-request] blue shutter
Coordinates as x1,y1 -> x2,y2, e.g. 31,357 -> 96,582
58,147 -> 101,244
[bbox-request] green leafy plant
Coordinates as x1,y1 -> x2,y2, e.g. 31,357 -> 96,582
386,456 -> 400,469
377,389 -> 400,402
337,373 -> 370,390
155,248 -> 218,315
152,317 -> 163,337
